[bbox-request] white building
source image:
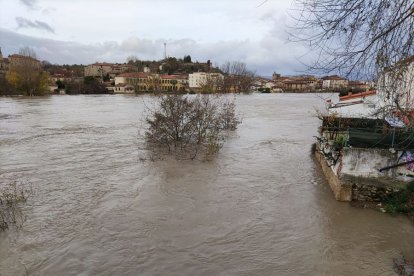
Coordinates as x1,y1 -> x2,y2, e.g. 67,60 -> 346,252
326,91 -> 379,118
115,73 -> 150,85
112,83 -> 135,94
321,75 -> 349,89
143,65 -> 151,73
377,57 -> 414,112
84,62 -> 136,77
326,57 -> 414,123
189,72 -> 224,89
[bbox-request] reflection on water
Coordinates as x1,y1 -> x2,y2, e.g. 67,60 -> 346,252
0,94 -> 412,275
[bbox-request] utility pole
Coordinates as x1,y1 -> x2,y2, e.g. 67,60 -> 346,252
164,43 -> 167,59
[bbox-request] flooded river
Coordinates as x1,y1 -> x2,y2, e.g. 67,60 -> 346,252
0,94 -> 413,275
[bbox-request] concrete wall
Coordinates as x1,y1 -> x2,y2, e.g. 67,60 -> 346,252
314,145 -> 352,201
340,148 -> 397,178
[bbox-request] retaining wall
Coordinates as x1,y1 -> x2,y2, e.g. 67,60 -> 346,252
314,144 -> 406,202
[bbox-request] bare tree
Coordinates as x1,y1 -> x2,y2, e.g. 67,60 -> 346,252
145,94 -> 240,159
6,47 -> 48,96
0,181 -> 32,231
19,46 -> 37,59
126,55 -> 144,72
221,61 -> 255,93
145,74 -> 161,92
199,73 -> 224,94
126,55 -> 139,64
292,0 -> 414,124
291,0 -> 414,77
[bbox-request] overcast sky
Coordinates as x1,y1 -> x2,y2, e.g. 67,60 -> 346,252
0,0 -> 313,76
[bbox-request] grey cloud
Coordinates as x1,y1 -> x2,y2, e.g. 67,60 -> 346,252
20,0 -> 37,9
16,17 -> 55,33
0,28 -> 311,75
120,38 -> 159,56
42,8 -> 56,15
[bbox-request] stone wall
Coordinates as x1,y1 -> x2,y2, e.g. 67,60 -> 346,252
351,183 -> 398,202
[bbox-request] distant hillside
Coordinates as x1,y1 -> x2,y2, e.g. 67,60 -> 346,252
126,56 -> 222,75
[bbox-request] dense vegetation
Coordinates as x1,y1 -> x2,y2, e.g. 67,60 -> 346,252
383,182 -> 414,218
3,47 -> 49,96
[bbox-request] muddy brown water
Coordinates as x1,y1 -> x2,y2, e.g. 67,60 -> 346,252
0,94 -> 413,275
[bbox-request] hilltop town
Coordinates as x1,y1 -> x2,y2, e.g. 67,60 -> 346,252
0,47 -> 374,96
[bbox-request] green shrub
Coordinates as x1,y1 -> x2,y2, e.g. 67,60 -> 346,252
383,182 -> 414,215
334,135 -> 346,147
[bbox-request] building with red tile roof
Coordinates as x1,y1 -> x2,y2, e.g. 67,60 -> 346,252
321,75 -> 348,89
84,62 -> 137,77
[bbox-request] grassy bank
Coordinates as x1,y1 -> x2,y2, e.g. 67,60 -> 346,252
383,181 -> 414,221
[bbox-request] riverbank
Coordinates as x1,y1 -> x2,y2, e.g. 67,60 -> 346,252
350,183 -> 414,222
313,142 -> 414,222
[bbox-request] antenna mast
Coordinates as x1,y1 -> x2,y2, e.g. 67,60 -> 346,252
164,43 -> 167,59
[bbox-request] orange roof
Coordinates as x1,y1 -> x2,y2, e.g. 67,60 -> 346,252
339,90 -> 376,101
321,75 -> 347,81
111,63 -> 135,68
118,72 -> 150,78
160,74 -> 187,79
299,77 -> 317,81
277,77 -> 291,81
8,54 -> 39,62
92,62 -> 136,68
283,79 -> 310,84
398,56 -> 414,65
92,62 -> 114,66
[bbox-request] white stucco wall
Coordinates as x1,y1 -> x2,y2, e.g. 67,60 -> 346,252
377,62 -> 414,110
340,148 -> 397,178
189,72 -> 207,88
322,80 -> 331,89
114,76 -> 125,85
189,72 -> 223,88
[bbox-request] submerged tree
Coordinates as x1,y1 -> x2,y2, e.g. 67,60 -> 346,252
0,181 -> 31,231
145,94 -> 240,159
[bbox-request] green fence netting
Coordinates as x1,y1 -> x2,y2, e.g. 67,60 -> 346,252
348,128 -> 414,149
